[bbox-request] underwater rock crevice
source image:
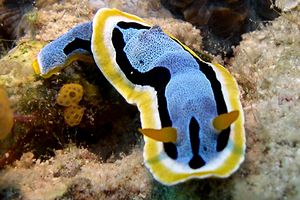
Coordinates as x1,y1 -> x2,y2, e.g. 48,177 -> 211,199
161,0 -> 280,56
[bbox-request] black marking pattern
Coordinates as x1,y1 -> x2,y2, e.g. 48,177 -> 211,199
63,37 -> 92,55
193,58 -> 230,152
189,117 -> 205,169
117,21 -> 150,30
177,43 -> 230,153
111,21 -> 231,167
111,23 -> 178,160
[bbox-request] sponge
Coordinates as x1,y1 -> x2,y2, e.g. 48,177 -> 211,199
63,105 -> 85,127
56,83 -> 83,107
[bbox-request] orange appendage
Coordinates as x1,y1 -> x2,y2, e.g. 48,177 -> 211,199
212,110 -> 239,131
138,127 -> 177,143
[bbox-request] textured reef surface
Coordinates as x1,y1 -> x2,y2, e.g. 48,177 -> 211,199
0,0 -> 299,199
161,0 -> 281,56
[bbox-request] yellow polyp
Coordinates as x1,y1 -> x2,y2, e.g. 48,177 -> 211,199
138,127 -> 177,143
212,110 -> 239,131
63,105 -> 85,127
56,83 -> 84,107
32,59 -> 41,75
0,87 -> 14,139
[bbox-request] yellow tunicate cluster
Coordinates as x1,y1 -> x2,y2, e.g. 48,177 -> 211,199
63,105 -> 85,127
0,87 -> 14,139
56,83 -> 85,127
56,83 -> 83,107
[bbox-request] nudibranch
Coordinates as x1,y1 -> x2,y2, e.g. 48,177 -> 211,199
33,8 -> 245,185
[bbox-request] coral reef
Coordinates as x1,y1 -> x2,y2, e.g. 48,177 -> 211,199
89,0 -> 172,18
276,0 -> 300,11
0,0 -> 40,57
0,39 -> 142,170
28,0 -> 93,41
0,41 -> 45,97
0,146 -> 151,200
161,0 -> 280,56
229,4 -> 300,199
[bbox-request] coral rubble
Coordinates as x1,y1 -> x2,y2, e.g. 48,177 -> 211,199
0,146 -> 151,200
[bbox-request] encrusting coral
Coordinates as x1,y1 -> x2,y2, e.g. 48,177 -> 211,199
0,87 -> 14,140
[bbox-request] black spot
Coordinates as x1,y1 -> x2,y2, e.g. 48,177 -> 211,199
63,38 -> 92,55
188,117 -> 205,169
